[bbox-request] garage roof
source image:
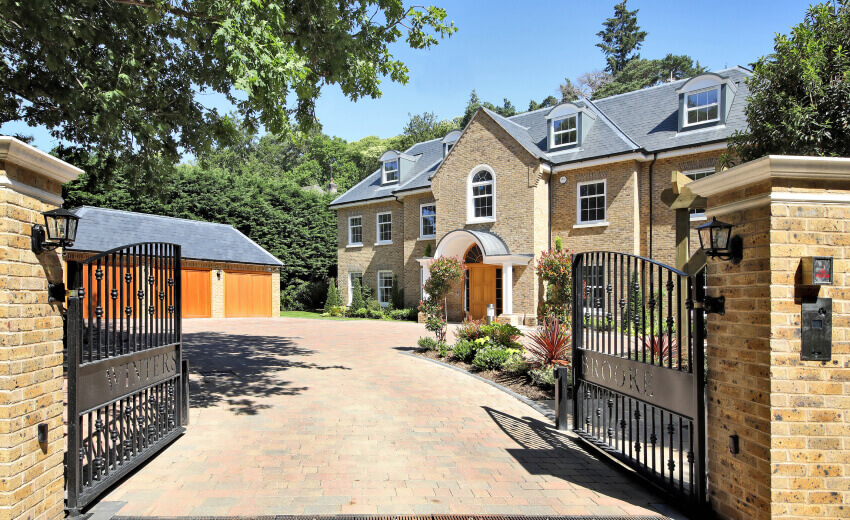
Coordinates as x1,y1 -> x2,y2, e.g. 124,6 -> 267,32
66,206 -> 283,267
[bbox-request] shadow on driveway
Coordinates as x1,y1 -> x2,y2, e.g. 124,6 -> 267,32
183,331 -> 350,415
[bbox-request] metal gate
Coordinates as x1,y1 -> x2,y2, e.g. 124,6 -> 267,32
65,243 -> 186,513
571,251 -> 706,507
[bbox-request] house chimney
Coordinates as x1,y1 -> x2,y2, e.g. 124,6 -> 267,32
327,178 -> 337,194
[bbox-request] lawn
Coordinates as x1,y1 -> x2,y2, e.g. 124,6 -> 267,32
279,310 -> 363,321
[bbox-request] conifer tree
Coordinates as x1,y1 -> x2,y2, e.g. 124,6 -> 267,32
350,278 -> 365,311
596,1 -> 647,74
324,278 -> 340,312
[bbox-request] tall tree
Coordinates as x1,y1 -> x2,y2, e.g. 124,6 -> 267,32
592,54 -> 706,99
596,1 -> 647,74
398,112 -> 456,150
457,90 -> 517,129
0,0 -> 456,189
729,1 -> 850,161
559,69 -> 614,102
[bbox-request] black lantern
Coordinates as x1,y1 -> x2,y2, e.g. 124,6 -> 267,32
696,217 -> 742,264
31,207 -> 80,254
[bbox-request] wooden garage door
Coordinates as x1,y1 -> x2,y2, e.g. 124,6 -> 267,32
225,271 -> 272,317
181,269 -> 212,318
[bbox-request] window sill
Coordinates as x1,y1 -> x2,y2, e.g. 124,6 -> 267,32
466,218 -> 495,225
346,243 -> 363,248
690,215 -> 707,222
375,241 -> 393,246
418,236 -> 436,241
573,221 -> 609,229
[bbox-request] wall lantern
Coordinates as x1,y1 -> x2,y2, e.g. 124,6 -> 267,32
31,207 -> 80,255
696,217 -> 742,264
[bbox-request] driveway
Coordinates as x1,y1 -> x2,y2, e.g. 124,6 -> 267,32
93,317 -> 666,516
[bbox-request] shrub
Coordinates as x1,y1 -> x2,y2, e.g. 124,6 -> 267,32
438,341 -> 451,358
350,278 -> 365,311
644,335 -> 681,367
472,348 -> 515,371
324,278 -> 340,313
525,317 -> 571,366
389,308 -> 416,321
328,306 -> 347,317
536,243 -> 572,322
367,308 -> 384,319
418,337 -> 438,350
366,297 -> 382,312
452,339 -> 480,363
455,319 -> 486,342
529,365 -> 556,388
481,323 -> 522,348
502,351 -> 530,375
349,307 -> 369,318
391,275 -> 405,309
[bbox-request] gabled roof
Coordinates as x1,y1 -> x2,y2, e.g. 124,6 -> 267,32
67,206 -> 283,266
330,66 -> 752,208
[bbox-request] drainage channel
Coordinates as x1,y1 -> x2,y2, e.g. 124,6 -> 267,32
115,516 -> 668,520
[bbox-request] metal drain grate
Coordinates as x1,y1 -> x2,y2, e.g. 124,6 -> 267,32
115,515 -> 668,520
199,369 -> 236,377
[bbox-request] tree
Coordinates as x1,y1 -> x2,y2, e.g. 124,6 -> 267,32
0,0 -> 456,189
398,112 -> 456,150
596,1 -> 647,74
729,1 -> 850,161
350,278 -> 365,311
559,70 -> 614,102
324,278 -> 340,312
418,256 -> 464,341
592,54 -> 707,99
457,90 -> 518,129
390,275 -> 405,309
528,95 -> 559,111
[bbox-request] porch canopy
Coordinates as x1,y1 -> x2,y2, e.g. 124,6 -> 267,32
418,229 -> 532,315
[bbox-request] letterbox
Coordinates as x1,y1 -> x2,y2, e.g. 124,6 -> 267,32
802,256 -> 833,285
801,297 -> 832,362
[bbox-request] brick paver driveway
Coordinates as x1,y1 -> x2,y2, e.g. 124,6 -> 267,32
94,317 -> 665,517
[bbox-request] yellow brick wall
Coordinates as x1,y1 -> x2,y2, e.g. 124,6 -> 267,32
0,161 -> 66,520
402,193 -> 435,308
336,200 -> 405,306
431,112 -> 544,324
698,167 -> 850,520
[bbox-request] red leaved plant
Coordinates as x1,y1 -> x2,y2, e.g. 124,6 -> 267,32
525,317 -> 572,367
643,335 -> 680,367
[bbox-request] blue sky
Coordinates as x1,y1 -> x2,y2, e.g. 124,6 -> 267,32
1,0 -> 815,150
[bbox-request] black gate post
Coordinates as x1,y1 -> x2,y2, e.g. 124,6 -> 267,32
692,269 -> 708,504
571,253 -> 583,432
65,295 -> 81,515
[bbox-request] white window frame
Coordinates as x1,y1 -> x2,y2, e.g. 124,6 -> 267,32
683,86 -> 721,128
348,271 -> 363,304
348,215 -> 363,246
576,179 -> 607,225
684,168 -> 716,220
382,159 -> 399,184
444,142 -> 453,157
419,203 -> 436,239
377,271 -> 393,307
552,114 -> 578,147
376,212 -> 392,245
466,165 -> 496,224
584,265 -> 604,310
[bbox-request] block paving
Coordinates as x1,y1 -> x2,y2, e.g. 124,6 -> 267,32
92,317 -> 665,517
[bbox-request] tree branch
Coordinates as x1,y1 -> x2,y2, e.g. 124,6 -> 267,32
108,0 -> 222,22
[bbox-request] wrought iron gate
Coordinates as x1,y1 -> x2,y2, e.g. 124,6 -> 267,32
571,251 -> 706,507
65,243 -> 186,513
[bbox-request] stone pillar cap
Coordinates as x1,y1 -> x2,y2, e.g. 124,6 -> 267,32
0,136 -> 83,183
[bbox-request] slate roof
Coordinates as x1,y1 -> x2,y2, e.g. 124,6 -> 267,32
66,206 -> 283,266
330,66 -> 752,208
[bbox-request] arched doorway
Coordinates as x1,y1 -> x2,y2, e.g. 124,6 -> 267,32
464,244 -> 497,320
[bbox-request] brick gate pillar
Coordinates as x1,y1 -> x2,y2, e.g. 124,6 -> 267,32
0,137 -> 82,520
689,156 -> 850,520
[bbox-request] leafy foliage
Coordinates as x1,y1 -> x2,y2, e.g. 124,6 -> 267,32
501,351 -> 530,375
481,323 -> 522,349
324,278 -> 340,313
398,112 -> 457,150
529,365 -> 556,388
592,55 -> 707,99
391,275 -> 405,309
643,335 -> 681,367
0,0 -> 456,188
596,0 -> 647,74
350,278 -> 365,312
525,317 -> 572,367
417,337 -> 439,351
472,347 -> 517,371
729,1 -> 850,161
457,90 -> 517,129
536,241 -> 572,322
452,339 -> 488,363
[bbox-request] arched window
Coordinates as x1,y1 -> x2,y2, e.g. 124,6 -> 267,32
468,168 -> 495,222
464,244 -> 483,264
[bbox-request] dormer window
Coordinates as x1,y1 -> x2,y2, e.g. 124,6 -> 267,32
685,87 -> 720,126
441,129 -> 462,158
553,115 -> 577,146
382,159 -> 399,184
677,73 -> 737,132
546,103 -> 595,151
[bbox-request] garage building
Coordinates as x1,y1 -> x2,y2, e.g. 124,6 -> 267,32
65,206 -> 282,318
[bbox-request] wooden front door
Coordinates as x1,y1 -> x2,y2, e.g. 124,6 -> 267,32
181,268 -> 212,318
225,271 -> 272,317
468,264 -> 497,320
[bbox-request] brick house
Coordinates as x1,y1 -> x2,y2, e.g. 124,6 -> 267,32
330,67 -> 751,325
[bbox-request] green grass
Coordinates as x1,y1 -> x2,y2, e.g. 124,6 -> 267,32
278,310 -> 363,321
